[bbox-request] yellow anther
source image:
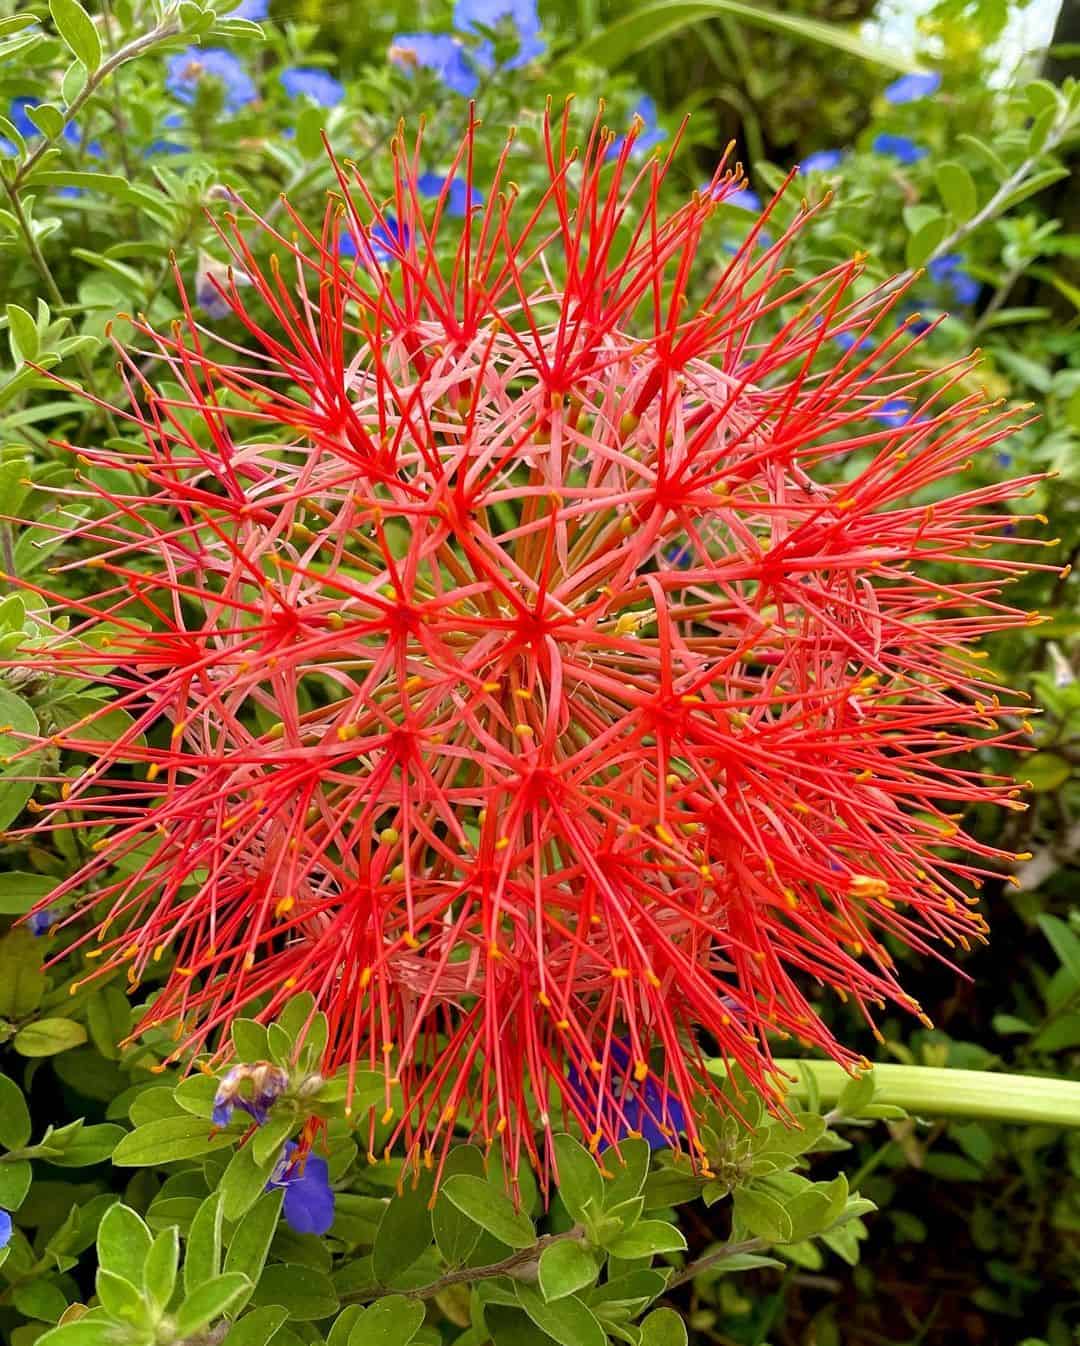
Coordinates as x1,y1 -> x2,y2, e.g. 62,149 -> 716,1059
404,675 -> 424,691
556,1018 -> 569,1030
610,967 -> 630,980
645,969 -> 661,988
337,723 -> 359,742
360,967 -> 372,990
792,801 -> 809,814
176,966 -> 195,977
655,823 -> 675,845
699,864 -> 713,879
381,1107 -> 395,1125
495,836 -> 510,851
495,1117 -> 507,1135
589,1059 -> 603,1073
380,827 -> 400,845
283,976 -> 296,989
850,874 -> 889,900
390,863 -> 405,883
537,991 -> 552,1007
274,896 -> 295,918
481,681 -> 500,693
404,932 -> 420,949
665,773 -> 681,787
633,1060 -> 649,1082
488,943 -> 503,960
171,721 -> 185,740
243,952 -> 255,970
513,723 -> 533,738
835,498 -> 855,511
328,612 -> 345,632
615,613 -> 638,635
513,687 -> 532,700
854,769 -> 872,783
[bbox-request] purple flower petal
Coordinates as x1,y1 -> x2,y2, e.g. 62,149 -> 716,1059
280,67 -> 344,108
884,71 -> 941,104
871,133 -> 926,165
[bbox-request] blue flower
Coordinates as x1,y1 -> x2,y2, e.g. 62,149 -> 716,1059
799,149 -> 844,175
417,173 -> 484,218
884,71 -> 941,104
267,1141 -> 334,1235
0,1210 -> 11,1249
280,67 -> 344,108
390,33 -> 478,97
10,98 -> 100,155
927,253 -> 980,306
726,187 -> 761,212
231,0 -> 269,17
453,0 -> 545,68
0,137 -> 14,156
212,1062 -> 289,1128
166,48 -> 257,110
606,95 -> 666,162
871,399 -> 913,427
28,909 -> 56,936
339,215 -> 409,266
834,329 -> 876,352
871,133 -> 926,165
567,1040 -> 686,1151
664,542 -> 692,569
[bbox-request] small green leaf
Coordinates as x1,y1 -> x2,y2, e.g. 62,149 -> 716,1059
604,1218 -> 687,1258
1028,104 -> 1057,156
442,1174 -> 535,1250
552,1133 -> 603,1223
12,1279 -> 69,1323
0,872 -> 58,916
49,0 -> 101,72
934,161 -> 977,223
836,1070 -> 876,1117
222,1305 -> 290,1346
0,1158 -> 32,1209
252,1264 -> 338,1321
175,1272 -> 251,1337
6,304 -> 39,365
515,1284 -> 607,1346
348,1294 -> 426,1346
96,1268 -> 149,1326
185,1192 -> 224,1293
112,1116 -> 238,1166
734,1187 -> 794,1242
1037,914 -> 1080,983
14,1019 -> 88,1058
219,1135 -> 281,1223
538,1239 -> 598,1301
144,1225 -> 179,1309
373,1171 -> 434,1284
0,1072 -> 32,1150
906,214 -> 948,270
1025,752 -> 1071,793
97,1203 -> 153,1280
224,1189 -> 284,1310
0,688 -> 39,835
432,1144 -> 485,1266
51,1122 -> 124,1166
641,1307 -> 689,1346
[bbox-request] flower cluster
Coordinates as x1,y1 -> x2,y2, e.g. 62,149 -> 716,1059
391,0 -> 544,96
11,107 -> 1046,1183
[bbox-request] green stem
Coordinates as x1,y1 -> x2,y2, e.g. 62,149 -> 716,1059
771,1061 -> 1080,1128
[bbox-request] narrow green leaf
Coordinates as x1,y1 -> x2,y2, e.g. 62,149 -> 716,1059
111,1115 -> 238,1166
97,1203 -> 153,1280
14,1019 -> 88,1058
175,1273 -> 251,1337
552,1134 -> 603,1223
0,1072 -> 32,1150
604,1218 -> 687,1258
6,304 -> 38,365
432,1144 -> 485,1266
373,1171 -> 434,1283
224,1189 -> 284,1311
906,215 -> 948,270
95,1268 -> 149,1326
49,0 -> 101,72
185,1191 -> 224,1294
144,1225 -> 179,1309
934,161 -> 977,223
1037,914 -> 1080,983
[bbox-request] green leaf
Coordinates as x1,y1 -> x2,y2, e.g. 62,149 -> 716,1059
515,1284 -> 607,1346
348,1295 -> 426,1346
49,0 -> 101,71
86,987 -> 132,1062
96,1268 -> 149,1327
552,1134 -> 603,1224
0,687 -> 39,833
222,1306 -> 290,1346
51,1122 -> 124,1166
603,1137 -> 651,1207
836,1070 -> 875,1118
224,1188 -> 284,1310
14,1019 -> 88,1058
175,1273 -> 251,1337
231,1019 -> 269,1060
538,1239 -> 598,1302
35,1316 -> 118,1346
604,1219 -> 687,1258
734,1187 -> 794,1242
0,929 -> 46,1020
97,1202 -> 153,1280
144,1225 -> 179,1309
185,1191 -> 224,1293
934,161 -> 977,223
571,0 -> 916,71
219,1135 -> 281,1223
432,1144 -> 485,1266
1037,914 -> 1080,983
0,1158 -> 32,1209
0,871 -> 57,915
1028,104 -> 1057,156
373,1171 -> 434,1284
24,170 -> 133,197
252,1264 -> 338,1321
998,167 -> 1070,212
641,1307 -> 689,1346
0,1071 -> 32,1150
1031,1013 -> 1080,1052
12,1279 -> 69,1323
1025,752 -> 1071,792
906,214 -> 948,270
111,1115 -> 238,1166
442,1174 -> 535,1250
6,304 -> 38,365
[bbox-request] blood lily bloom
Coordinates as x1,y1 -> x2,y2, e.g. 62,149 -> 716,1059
7,108 -> 1048,1185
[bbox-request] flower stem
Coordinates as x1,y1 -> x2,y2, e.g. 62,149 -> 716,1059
772,1061 -> 1080,1128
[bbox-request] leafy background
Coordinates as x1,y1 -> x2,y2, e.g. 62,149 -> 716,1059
0,0 -> 1078,1343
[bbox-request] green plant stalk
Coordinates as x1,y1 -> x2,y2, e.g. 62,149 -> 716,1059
770,1061 -> 1080,1128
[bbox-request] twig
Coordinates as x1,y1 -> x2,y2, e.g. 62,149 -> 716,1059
666,1236 -> 769,1290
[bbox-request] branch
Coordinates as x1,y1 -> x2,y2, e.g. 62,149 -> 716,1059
666,1236 -> 769,1291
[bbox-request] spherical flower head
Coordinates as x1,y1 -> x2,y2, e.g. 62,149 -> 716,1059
280,66 -> 344,108
884,71 -> 941,104
453,0 -> 545,68
798,149 -> 844,175
10,108 -> 1039,1183
166,48 -> 257,110
267,1142 -> 334,1234
872,132 -> 926,165
389,33 -> 478,96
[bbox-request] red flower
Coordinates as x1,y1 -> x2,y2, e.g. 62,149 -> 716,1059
7,106 -> 1051,1183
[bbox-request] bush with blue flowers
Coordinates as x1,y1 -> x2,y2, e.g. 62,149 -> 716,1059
0,2 -> 1078,1345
